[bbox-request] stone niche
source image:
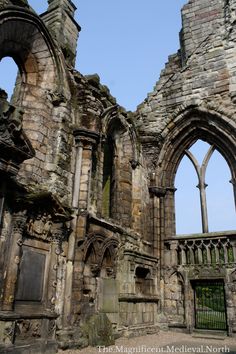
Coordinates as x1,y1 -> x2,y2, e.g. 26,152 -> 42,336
135,266 -> 152,295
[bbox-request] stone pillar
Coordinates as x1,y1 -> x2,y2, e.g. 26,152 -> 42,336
47,223 -> 64,312
76,134 -> 98,239
164,187 -> 177,239
170,241 -> 179,267
148,187 -> 166,259
131,164 -> 142,234
62,129 -> 99,328
232,240 -> 236,262
149,186 -> 167,315
2,211 -> 27,311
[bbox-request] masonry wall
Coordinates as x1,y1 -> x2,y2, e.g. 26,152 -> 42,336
0,0 -> 236,352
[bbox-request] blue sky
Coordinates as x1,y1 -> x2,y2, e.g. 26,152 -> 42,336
0,0 -> 235,233
28,0 -> 187,111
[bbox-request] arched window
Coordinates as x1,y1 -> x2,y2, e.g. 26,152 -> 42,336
102,136 -> 114,218
175,140 -> 236,234
0,57 -> 19,101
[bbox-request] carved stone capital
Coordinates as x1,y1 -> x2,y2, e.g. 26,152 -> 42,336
12,211 -> 27,234
149,187 -> 166,198
73,128 -> 99,147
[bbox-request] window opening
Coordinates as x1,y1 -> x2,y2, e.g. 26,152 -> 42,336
102,137 -> 114,218
175,140 -> 235,234
175,155 -> 201,234
206,150 -> 236,232
0,57 -> 19,101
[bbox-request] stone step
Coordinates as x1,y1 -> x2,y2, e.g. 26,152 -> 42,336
192,329 -> 228,340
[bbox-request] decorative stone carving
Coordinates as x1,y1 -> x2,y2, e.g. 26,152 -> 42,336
46,89 -> 66,107
27,212 -> 53,240
12,211 -> 27,234
0,322 -> 14,344
83,234 -> 119,279
48,320 -> 56,339
0,90 -> 23,146
15,320 -> 41,341
0,89 -> 34,169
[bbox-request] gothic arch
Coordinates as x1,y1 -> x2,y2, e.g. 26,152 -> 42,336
155,107 -> 236,237
83,233 -> 119,270
101,106 -> 140,164
156,107 -> 236,189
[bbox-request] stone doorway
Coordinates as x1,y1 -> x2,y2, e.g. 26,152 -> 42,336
193,280 -> 227,331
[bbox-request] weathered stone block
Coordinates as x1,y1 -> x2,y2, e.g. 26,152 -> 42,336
81,313 -> 115,347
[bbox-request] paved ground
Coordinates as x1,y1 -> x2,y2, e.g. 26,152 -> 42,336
58,331 -> 236,354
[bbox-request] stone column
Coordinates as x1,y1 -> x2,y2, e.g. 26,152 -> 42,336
131,164 -> 142,234
76,140 -> 94,239
148,187 -> 166,259
63,129 -> 99,328
164,187 -> 177,239
2,211 -> 27,311
170,241 -> 179,267
149,186 -> 167,315
47,223 -> 65,312
232,240 -> 236,262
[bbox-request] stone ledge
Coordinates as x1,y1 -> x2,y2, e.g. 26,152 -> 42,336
0,310 -> 57,320
119,295 -> 159,303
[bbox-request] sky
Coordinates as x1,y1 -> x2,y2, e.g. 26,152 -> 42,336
0,0 -> 235,234
29,0 -> 187,111
175,141 -> 236,234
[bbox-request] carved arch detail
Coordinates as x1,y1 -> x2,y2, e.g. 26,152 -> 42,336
83,233 -> 119,277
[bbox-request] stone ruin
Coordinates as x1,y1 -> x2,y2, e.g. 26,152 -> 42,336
0,0 -> 235,352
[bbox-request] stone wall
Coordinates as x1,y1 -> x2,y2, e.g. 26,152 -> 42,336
0,0 -> 236,352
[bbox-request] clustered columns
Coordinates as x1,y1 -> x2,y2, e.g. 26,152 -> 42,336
149,185 -> 166,259
148,185 -> 166,309
63,128 -> 99,327
74,129 -> 100,239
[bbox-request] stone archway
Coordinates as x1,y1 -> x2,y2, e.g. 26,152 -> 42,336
155,107 -> 236,238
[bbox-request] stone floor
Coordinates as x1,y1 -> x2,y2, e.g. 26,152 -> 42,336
58,331 -> 236,354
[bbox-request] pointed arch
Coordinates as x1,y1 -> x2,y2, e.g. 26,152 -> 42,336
156,107 -> 236,237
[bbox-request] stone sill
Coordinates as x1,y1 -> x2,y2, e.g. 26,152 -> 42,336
0,310 -> 57,320
119,295 -> 159,303
169,323 -> 187,328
